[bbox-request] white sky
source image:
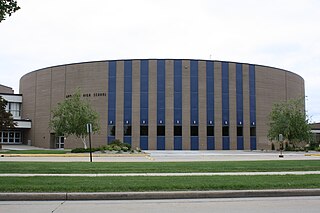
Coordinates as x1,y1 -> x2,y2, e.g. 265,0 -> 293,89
1,0 -> 320,121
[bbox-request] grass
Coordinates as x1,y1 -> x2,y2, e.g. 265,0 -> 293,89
0,150 -> 69,154
0,160 -> 319,174
0,175 -> 319,192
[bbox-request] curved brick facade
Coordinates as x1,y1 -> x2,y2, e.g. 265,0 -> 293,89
19,59 -> 304,150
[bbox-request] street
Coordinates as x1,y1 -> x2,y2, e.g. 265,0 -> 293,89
1,196 -> 319,213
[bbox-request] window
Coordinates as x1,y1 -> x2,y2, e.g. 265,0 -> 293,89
157,126 -> 165,136
222,126 -> 229,137
190,126 -> 198,136
124,125 -> 132,136
108,125 -> 115,136
140,126 -> 148,136
237,126 -> 243,136
174,125 -> 182,136
250,127 -> 256,136
207,126 -> 214,136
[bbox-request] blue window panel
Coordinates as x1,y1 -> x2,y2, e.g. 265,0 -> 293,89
140,59 -> 149,76
140,76 -> 149,92
157,60 -> 165,92
237,110 -> 243,124
222,94 -> 229,109
108,78 -> 116,94
124,60 -> 132,76
123,136 -> 132,146
222,62 -> 229,79
236,97 -> 243,111
191,109 -> 198,124
158,109 -> 165,124
157,92 -> 165,109
140,92 -> 148,108
250,136 -> 257,150
222,137 -> 230,150
140,137 -> 148,150
124,93 -> 132,108
109,61 -> 117,77
108,109 -> 116,123
124,77 -> 132,93
221,62 -> 229,126
174,109 -> 182,123
207,109 -> 214,125
190,60 -> 198,77
108,93 -> 116,109
190,77 -> 198,93
140,109 -> 148,124
207,95 -> 214,108
237,136 -> 244,150
174,137 -> 182,150
207,137 -> 215,150
222,110 -> 229,125
191,137 -> 199,150
174,77 -> 182,92
174,93 -> 182,108
124,109 -> 132,124
108,136 -> 115,144
191,93 -> 198,109
157,136 -> 165,150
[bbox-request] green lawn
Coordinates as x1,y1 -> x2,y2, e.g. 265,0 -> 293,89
0,160 -> 319,174
0,175 -> 319,192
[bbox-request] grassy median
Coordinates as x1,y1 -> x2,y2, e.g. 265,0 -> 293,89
0,160 -> 319,174
0,175 -> 320,192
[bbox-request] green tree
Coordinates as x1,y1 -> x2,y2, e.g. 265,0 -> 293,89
268,97 -> 311,148
0,96 -> 16,131
0,0 -> 20,22
50,90 -> 100,148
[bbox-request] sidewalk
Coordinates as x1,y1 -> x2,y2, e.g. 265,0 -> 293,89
1,189 -> 320,201
1,171 -> 320,177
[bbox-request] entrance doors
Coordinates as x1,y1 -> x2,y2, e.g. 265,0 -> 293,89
56,136 -> 65,149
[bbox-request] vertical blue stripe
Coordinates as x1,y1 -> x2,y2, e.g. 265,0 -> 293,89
124,60 -> 132,124
174,137 -> 182,150
108,61 -> 116,143
249,65 -> 256,150
206,61 -> 214,125
140,137 -> 148,150
223,137 -> 230,150
123,136 -> 132,146
249,65 -> 256,125
237,136 -> 244,150
190,60 -> 199,124
157,60 -> 165,124
207,137 -> 215,150
222,62 -> 229,125
140,60 -> 149,124
157,136 -> 165,150
174,60 -> 182,124
191,137 -> 199,150
236,63 -> 243,124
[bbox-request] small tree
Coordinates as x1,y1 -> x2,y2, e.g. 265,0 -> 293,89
268,97 -> 312,148
50,90 -> 100,148
0,96 -> 16,130
0,0 -> 20,22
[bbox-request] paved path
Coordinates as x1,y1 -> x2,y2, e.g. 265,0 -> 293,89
1,171 -> 320,177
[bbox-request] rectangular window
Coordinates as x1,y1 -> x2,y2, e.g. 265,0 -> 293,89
250,127 -> 256,137
124,125 -> 132,136
157,126 -> 165,136
207,126 -> 214,136
191,126 -> 198,136
140,126 -> 148,136
174,125 -> 182,136
237,126 -> 243,136
108,125 -> 115,136
222,126 -> 229,137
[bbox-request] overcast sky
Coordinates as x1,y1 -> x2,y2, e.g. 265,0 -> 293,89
1,0 -> 320,121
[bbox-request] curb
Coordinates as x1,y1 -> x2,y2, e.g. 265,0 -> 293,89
0,153 -> 148,157
1,189 -> 320,201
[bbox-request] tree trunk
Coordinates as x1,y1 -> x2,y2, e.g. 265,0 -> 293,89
80,136 -> 88,149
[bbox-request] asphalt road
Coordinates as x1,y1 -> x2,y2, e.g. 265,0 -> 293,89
0,196 -> 319,213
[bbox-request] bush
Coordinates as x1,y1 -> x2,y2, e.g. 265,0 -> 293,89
71,148 -> 99,153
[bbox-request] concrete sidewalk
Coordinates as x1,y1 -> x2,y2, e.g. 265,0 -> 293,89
1,171 -> 320,177
1,189 -> 320,201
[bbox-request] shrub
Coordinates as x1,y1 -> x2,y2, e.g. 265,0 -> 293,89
71,148 -> 99,153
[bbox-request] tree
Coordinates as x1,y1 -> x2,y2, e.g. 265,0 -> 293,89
50,90 -> 100,148
0,96 -> 16,131
0,0 -> 20,22
268,97 -> 312,148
